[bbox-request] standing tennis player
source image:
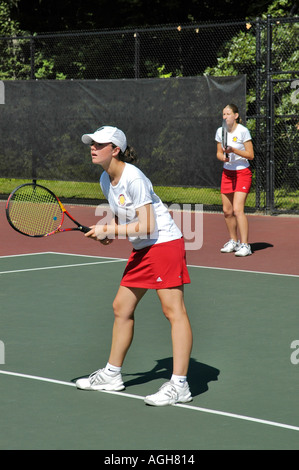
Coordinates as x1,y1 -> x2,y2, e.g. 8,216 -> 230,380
215,104 -> 254,257
76,126 -> 193,406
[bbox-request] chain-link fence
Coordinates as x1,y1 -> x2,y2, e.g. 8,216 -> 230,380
0,21 -> 253,80
0,16 -> 298,213
265,18 -> 299,213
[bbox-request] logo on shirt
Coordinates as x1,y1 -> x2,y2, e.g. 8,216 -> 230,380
233,136 -> 238,142
118,194 -> 126,206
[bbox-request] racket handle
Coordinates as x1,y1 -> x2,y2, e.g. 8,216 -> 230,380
79,225 -> 91,233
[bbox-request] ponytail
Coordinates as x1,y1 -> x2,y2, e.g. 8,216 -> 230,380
115,145 -> 138,164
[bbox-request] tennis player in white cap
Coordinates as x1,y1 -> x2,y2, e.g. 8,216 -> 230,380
76,125 -> 193,406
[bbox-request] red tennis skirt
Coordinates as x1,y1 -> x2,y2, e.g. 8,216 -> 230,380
120,237 -> 190,289
221,167 -> 252,194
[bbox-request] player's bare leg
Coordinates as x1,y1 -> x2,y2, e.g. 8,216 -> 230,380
232,191 -> 249,244
108,286 -> 147,367
156,286 -> 192,376
221,193 -> 238,241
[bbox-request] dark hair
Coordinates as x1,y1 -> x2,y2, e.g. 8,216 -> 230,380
225,103 -> 243,124
112,144 -> 138,164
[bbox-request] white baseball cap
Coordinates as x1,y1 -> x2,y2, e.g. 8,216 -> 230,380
81,126 -> 127,152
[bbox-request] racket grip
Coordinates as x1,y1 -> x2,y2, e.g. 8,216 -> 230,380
79,225 -> 91,233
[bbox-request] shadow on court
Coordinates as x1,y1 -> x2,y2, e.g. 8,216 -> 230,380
71,358 -> 220,398
250,242 -> 274,253
120,357 -> 220,398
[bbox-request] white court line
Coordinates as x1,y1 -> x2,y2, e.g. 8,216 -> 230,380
46,251 -> 127,261
0,252 -> 126,261
0,258 -> 126,275
188,264 -> 299,278
0,252 -> 47,259
0,369 -> 298,432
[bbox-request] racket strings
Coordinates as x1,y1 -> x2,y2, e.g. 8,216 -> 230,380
8,186 -> 63,236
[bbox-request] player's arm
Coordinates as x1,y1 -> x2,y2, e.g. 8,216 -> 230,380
225,140 -> 254,161
99,216 -> 118,245
87,203 -> 156,240
216,142 -> 229,162
84,215 -> 117,244
114,203 -> 155,238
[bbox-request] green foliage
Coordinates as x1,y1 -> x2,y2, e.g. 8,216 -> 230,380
34,54 -> 67,80
204,1 -> 298,118
0,2 -> 29,79
203,0 -> 299,205
205,31 -> 256,77
262,0 -> 294,17
0,2 -> 20,35
0,3 -> 67,79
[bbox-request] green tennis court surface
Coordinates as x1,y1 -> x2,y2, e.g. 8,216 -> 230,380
0,252 -> 298,450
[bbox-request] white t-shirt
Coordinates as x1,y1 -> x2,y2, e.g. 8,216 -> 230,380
215,123 -> 252,171
100,163 -> 182,250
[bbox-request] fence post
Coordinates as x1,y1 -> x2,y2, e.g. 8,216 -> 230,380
265,15 -> 274,213
255,17 -> 262,210
134,32 -> 140,79
30,35 -> 35,79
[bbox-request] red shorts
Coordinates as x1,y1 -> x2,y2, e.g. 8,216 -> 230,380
120,237 -> 190,289
221,167 -> 252,194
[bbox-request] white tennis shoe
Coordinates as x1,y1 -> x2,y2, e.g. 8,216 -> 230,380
220,239 -> 240,253
76,368 -> 125,391
235,243 -> 252,257
144,381 -> 192,406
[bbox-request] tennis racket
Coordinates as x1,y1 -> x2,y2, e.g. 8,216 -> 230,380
6,183 -> 91,237
222,118 -> 229,159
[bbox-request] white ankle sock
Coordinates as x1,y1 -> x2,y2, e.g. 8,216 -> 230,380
105,362 -> 122,376
171,374 -> 187,387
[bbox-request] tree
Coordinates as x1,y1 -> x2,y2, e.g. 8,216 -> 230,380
0,2 -> 67,79
0,2 -> 31,79
204,0 -> 298,122
204,0 -> 299,198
